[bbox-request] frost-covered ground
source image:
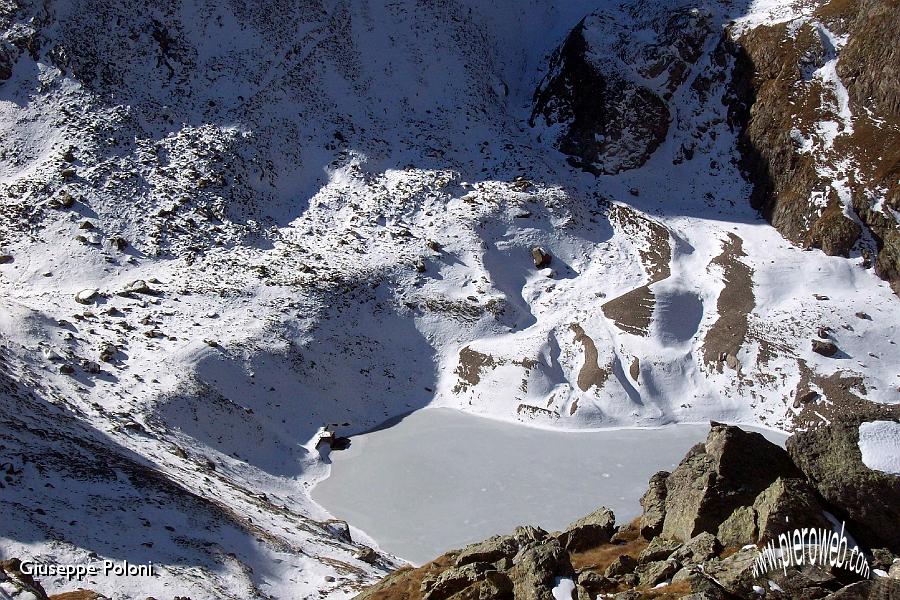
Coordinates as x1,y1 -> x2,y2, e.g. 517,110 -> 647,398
0,0 -> 897,597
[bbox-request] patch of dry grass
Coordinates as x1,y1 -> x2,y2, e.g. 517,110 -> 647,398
570,519 -> 648,572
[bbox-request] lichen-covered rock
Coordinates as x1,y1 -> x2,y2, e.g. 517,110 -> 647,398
508,539 -> 574,600
634,558 -> 679,587
422,563 -> 512,600
671,532 -> 720,565
716,505 -> 756,548
752,477 -> 830,544
639,471 -> 669,539
822,579 -> 900,599
603,554 -> 637,578
637,537 -> 681,564
788,420 -> 900,553
455,535 -> 518,567
557,506 -> 615,552
661,423 -> 801,541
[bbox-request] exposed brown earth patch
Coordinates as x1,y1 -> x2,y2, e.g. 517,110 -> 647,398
602,207 -> 672,337
516,404 -> 559,421
49,592 -> 107,600
453,346 -> 496,392
569,521 -> 647,572
791,359 -> 900,429
569,323 -> 611,391
702,233 -> 755,371
453,347 -> 540,394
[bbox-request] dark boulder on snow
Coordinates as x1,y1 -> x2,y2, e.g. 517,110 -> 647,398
812,339 -> 839,357
530,247 -> 551,269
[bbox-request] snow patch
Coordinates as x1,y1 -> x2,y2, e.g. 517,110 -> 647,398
858,421 -> 900,475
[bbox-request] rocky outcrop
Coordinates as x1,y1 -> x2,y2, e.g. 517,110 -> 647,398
730,0 -> 900,294
508,539 -> 574,600
556,506 -> 615,552
788,420 -> 900,553
660,422 -> 801,541
530,6 -> 712,175
358,524 -> 574,600
639,470 -> 669,538
356,420 -> 900,599
0,559 -> 50,600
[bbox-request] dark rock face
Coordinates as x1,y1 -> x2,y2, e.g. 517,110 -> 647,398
661,422 -> 801,542
639,470 -> 669,539
730,0 -> 900,294
813,339 -> 839,357
823,579 -> 900,599
0,559 -> 50,600
787,420 -> 900,553
0,44 -> 13,81
531,6 -> 712,175
556,506 -> 615,552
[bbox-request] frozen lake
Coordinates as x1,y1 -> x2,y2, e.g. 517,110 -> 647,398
312,408 -> 787,565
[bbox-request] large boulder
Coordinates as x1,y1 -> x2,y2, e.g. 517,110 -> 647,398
638,537 -> 681,564
788,420 -> 900,553
716,506 -> 756,548
507,539 -> 575,600
455,535 -> 518,567
661,423 -> 801,541
639,471 -> 669,539
753,477 -> 830,544
634,559 -> 680,587
716,476 -> 829,548
422,562 -> 513,600
557,506 -> 616,552
671,532 -> 720,565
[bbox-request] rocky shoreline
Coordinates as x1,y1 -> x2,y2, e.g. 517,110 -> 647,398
355,420 -> 900,600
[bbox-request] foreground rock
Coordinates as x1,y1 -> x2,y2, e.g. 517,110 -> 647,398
788,420 -> 900,552
660,422 -> 801,542
356,420 -> 900,599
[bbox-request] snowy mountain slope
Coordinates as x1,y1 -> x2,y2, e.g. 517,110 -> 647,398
0,0 -> 898,597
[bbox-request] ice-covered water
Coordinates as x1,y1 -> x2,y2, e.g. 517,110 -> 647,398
312,408 -> 787,564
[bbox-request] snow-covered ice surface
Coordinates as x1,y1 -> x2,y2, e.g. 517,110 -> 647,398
0,0 -> 897,597
312,408 -> 787,565
858,421 -> 900,475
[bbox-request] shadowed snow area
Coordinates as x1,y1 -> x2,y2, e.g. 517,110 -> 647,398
654,289 -> 705,345
312,408 -> 787,565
